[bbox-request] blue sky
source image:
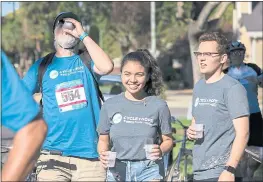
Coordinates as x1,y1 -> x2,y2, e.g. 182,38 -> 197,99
1,2 -> 19,17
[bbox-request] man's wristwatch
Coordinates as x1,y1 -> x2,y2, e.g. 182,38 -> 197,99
224,165 -> 236,175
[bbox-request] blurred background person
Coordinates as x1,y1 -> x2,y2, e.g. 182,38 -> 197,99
225,41 -> 263,180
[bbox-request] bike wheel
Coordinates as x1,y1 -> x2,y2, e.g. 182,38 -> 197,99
165,153 -> 193,182
26,172 -> 37,182
165,155 -> 180,182
25,166 -> 37,182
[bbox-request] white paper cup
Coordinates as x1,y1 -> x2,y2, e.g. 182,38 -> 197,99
144,144 -> 154,160
107,151 -> 117,167
194,124 -> 204,139
63,21 -> 75,30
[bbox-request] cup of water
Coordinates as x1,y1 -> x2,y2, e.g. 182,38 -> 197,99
63,21 -> 75,30
194,124 -> 204,139
144,138 -> 155,160
145,144 -> 154,160
107,151 -> 117,167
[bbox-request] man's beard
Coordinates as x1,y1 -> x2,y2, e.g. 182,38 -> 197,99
56,34 -> 79,49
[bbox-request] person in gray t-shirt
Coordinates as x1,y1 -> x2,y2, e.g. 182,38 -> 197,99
187,32 -> 250,181
97,49 -> 173,181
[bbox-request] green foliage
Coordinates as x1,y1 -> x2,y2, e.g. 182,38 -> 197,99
156,2 -> 192,52
220,3 -> 234,27
2,2 -> 234,70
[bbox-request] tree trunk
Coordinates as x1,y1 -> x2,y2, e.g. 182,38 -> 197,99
188,2 -> 220,84
210,2 -> 232,20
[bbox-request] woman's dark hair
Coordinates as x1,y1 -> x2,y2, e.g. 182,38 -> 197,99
120,49 -> 164,96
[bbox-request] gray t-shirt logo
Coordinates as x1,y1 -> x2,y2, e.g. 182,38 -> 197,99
194,97 -> 218,107
112,113 -> 122,124
194,97 -> 200,107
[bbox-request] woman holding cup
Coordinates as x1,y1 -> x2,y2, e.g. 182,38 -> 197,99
97,49 -> 173,181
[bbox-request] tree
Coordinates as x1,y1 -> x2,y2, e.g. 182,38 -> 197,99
109,2 -> 151,55
188,2 -> 232,83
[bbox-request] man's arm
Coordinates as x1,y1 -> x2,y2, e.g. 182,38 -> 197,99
219,83 -> 250,181
63,18 -> 114,75
23,59 -> 42,95
225,83 -> 250,168
225,116 -> 249,168
82,36 -> 114,75
218,116 -> 249,181
1,50 -> 47,181
2,115 -> 47,181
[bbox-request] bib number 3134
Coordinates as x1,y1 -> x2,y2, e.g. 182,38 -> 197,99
55,79 -> 87,112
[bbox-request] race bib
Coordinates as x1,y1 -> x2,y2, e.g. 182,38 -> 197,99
55,79 -> 87,112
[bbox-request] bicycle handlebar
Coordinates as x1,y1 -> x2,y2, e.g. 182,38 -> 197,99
171,116 -> 188,129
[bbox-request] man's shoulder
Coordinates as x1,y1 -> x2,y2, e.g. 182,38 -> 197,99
222,74 -> 241,87
222,75 -> 246,94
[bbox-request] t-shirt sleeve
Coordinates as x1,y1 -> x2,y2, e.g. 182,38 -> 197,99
97,104 -> 111,135
226,84 -> 250,120
22,59 -> 42,94
1,51 -> 40,132
158,103 -> 172,135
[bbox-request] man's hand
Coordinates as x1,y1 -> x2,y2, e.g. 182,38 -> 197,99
63,18 -> 84,39
218,170 -> 235,182
187,124 -> 197,140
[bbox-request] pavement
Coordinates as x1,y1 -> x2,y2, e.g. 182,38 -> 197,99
165,89 -> 193,118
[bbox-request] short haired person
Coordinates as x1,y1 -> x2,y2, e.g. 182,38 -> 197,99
187,32 -> 250,181
22,12 -> 113,181
1,50 -> 47,181
97,49 -> 173,181
225,41 -> 263,180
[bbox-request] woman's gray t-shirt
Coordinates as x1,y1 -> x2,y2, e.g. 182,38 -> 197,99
192,74 -> 249,180
97,93 -> 172,160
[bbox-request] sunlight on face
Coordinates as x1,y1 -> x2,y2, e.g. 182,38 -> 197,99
121,61 -> 149,95
197,41 -> 223,75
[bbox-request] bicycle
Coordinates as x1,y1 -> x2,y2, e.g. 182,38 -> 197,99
1,145 -> 37,181
165,117 -> 193,182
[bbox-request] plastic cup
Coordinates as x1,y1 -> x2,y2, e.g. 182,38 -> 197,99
107,151 -> 117,167
144,144 -> 155,160
63,21 -> 75,30
194,124 -> 204,139
144,138 -> 155,160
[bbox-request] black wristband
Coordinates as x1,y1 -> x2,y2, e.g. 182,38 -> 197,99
224,165 -> 236,175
